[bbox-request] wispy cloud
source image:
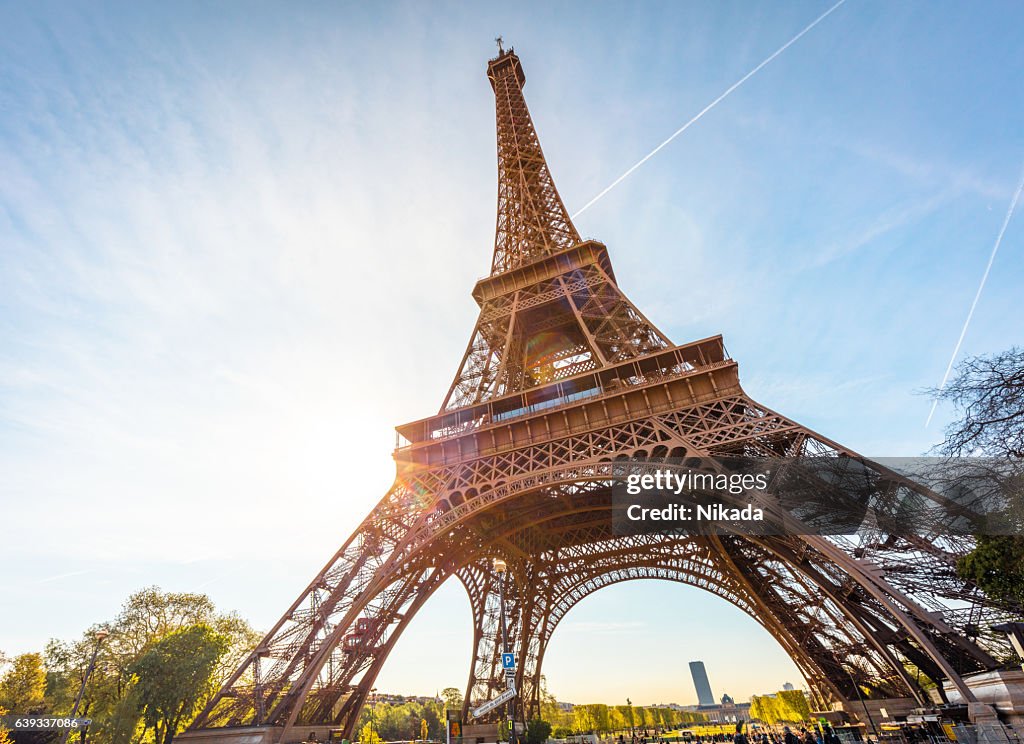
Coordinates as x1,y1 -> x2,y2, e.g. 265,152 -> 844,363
810,190 -> 954,267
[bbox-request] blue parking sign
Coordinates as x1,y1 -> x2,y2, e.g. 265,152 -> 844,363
501,652 -> 515,669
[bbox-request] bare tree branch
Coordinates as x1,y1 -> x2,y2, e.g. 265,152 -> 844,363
927,347 -> 1024,459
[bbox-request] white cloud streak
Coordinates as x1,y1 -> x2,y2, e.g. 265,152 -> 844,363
571,0 -> 849,219
926,162 -> 1024,427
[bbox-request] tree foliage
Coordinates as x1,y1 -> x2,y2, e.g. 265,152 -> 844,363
749,690 -> 811,724
130,625 -> 229,744
525,719 -> 552,744
0,654 -> 47,714
563,703 -> 700,734
356,700 -> 445,742
0,706 -> 14,744
441,688 -> 463,712
929,348 -> 1024,608
16,587 -> 258,744
359,721 -> 383,744
957,534 -> 1024,607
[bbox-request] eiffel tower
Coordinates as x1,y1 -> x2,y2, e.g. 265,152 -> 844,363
187,48 -> 1013,744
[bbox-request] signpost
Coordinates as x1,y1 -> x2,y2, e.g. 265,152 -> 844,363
469,688 -> 516,720
493,560 -> 517,744
446,710 -> 462,744
502,653 -> 516,701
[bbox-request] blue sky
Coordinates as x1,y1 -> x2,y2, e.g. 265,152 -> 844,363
1,0 -> 1022,706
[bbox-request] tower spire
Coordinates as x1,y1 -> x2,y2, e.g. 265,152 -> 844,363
487,48 -> 580,275
438,50 -> 671,411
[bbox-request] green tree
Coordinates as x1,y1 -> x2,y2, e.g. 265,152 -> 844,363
573,704 -> 609,734
0,705 -> 14,744
537,677 -> 570,732
609,707 -> 625,732
376,702 -> 410,741
441,688 -> 463,712
44,588 -> 259,744
105,687 -> 145,744
572,706 -> 593,733
776,691 -> 811,722
957,535 -> 1024,606
928,349 -> 1024,609
525,719 -> 552,744
0,654 -> 47,714
614,705 -> 632,733
420,701 -> 444,740
360,722 -> 383,744
751,695 -> 777,724
129,625 -> 229,744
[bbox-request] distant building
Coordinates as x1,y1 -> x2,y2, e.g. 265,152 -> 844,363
678,699 -> 751,724
721,694 -> 734,705
689,661 -> 716,707
659,703 -> 686,711
783,682 -> 795,691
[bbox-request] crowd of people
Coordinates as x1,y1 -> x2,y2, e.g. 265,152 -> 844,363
614,721 -> 845,744
738,722 -> 843,744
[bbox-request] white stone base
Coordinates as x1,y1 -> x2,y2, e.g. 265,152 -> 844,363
175,727 -> 278,744
943,669 -> 1024,723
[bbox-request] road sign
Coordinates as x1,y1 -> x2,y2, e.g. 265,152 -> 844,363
469,687 -> 516,719
501,652 -> 515,669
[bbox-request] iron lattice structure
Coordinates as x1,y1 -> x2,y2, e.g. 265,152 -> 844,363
191,49 -> 1016,741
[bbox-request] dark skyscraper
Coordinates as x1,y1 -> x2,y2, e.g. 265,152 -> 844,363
689,661 -> 715,706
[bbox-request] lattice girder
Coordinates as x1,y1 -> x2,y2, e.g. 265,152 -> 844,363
194,381 -> 1015,740
442,252 -> 671,411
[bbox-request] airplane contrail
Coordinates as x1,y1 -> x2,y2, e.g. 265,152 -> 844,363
926,162 -> 1024,428
571,0 -> 849,219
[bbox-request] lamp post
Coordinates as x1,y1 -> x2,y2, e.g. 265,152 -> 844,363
60,629 -> 109,744
493,558 -> 515,744
370,688 -> 378,744
843,668 -> 877,741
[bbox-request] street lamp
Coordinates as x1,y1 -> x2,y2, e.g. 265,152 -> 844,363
492,559 -> 509,653
60,629 -> 109,744
492,559 -> 515,744
843,667 -> 877,740
370,688 -> 378,744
